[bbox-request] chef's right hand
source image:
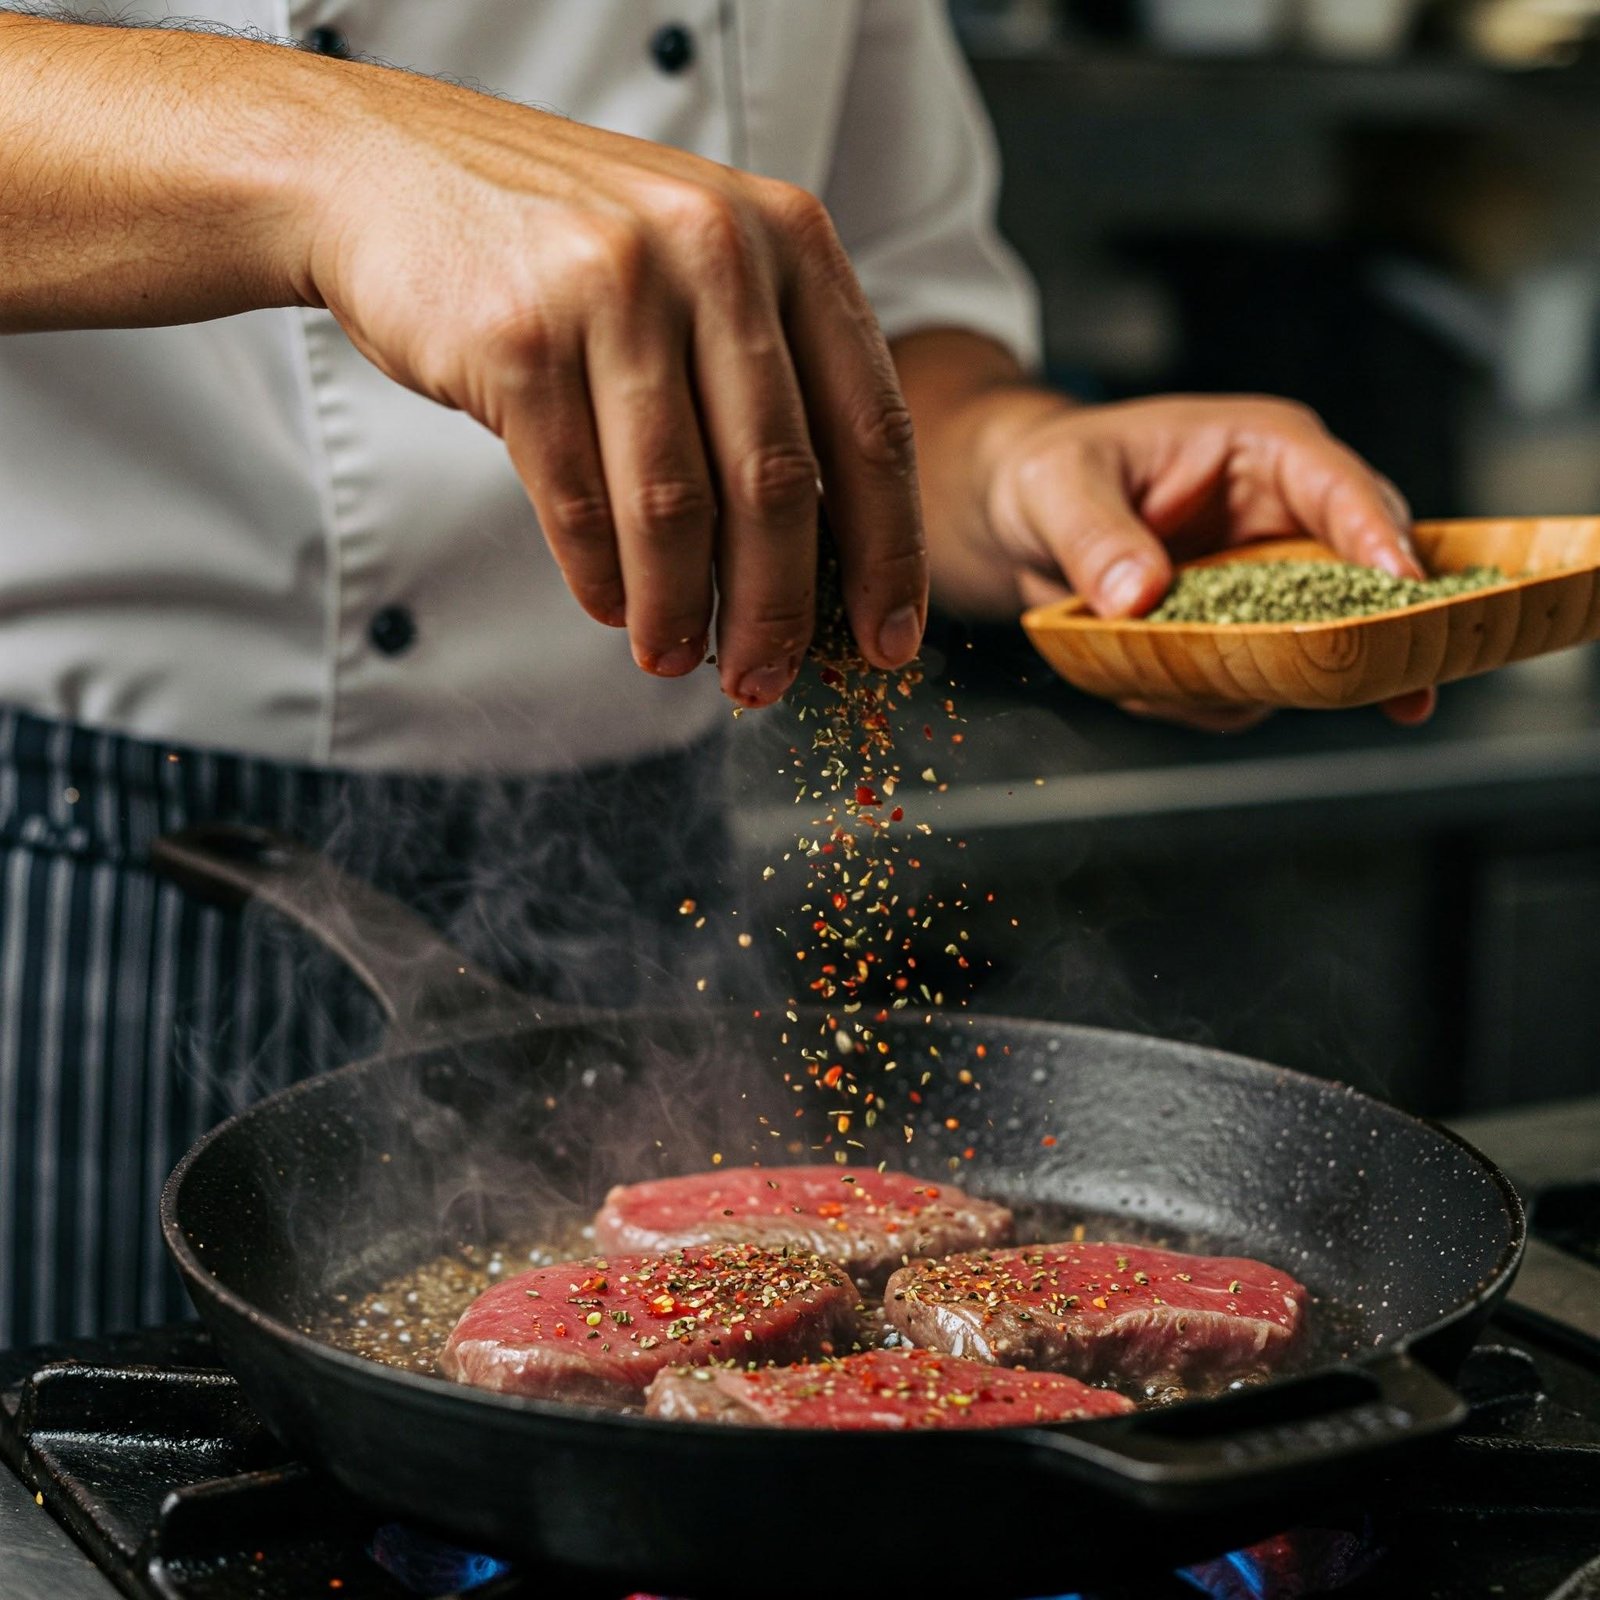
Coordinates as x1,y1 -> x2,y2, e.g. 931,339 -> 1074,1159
299,64 -> 929,705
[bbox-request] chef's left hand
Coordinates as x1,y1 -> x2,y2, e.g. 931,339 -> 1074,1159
996,393 -> 1434,727
894,333 -> 1435,728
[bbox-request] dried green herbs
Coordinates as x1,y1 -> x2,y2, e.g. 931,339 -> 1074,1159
1147,560 -> 1505,625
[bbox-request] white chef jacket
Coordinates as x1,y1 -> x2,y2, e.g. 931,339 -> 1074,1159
0,0 -> 1039,773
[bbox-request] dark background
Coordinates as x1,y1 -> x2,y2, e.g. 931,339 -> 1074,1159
740,0 -> 1600,1120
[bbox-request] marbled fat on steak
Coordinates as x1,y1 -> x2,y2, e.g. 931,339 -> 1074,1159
645,1346 -> 1135,1430
594,1165 -> 1013,1289
439,1244 -> 860,1407
885,1240 -> 1306,1396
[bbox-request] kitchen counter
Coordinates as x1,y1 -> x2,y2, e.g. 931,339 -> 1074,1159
727,633 -> 1600,1117
0,1464 -> 119,1600
730,634 -> 1600,865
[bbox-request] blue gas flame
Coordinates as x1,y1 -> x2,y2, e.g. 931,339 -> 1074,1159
1179,1548 -> 1269,1598
369,1524 -> 513,1594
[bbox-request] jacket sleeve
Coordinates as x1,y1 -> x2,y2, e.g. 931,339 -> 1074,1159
820,0 -> 1042,371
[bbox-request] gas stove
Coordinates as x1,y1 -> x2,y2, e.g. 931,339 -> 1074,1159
4,1098 -> 1600,1600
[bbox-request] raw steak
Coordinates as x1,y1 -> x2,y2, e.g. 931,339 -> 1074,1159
440,1244 -> 860,1406
885,1240 -> 1306,1397
594,1165 -> 1013,1289
646,1346 -> 1134,1430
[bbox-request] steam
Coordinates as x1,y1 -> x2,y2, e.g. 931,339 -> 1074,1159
167,720 -> 839,1305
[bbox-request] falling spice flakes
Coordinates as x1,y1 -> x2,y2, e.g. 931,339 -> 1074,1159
661,551 -> 1023,1171
723,544 -> 1008,1164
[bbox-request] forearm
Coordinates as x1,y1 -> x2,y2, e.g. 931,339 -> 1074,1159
0,12 -> 340,331
890,327 -> 1067,618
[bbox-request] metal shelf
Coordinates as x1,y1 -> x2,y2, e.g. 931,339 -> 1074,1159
966,46 -> 1600,126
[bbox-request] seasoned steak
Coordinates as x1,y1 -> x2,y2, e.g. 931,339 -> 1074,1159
594,1165 -> 1013,1290
885,1241 -> 1306,1397
440,1244 -> 859,1407
646,1346 -> 1134,1430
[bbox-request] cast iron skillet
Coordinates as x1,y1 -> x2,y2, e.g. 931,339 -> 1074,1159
154,824 -> 1524,1600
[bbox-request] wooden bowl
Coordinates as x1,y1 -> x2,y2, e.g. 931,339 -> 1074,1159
1020,517 -> 1600,710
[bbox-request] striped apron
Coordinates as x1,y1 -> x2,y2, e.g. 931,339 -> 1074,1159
0,707 -> 729,1348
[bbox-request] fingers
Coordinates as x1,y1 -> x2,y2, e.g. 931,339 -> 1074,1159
1381,687 -> 1437,726
779,192 -> 928,669
1261,411 -> 1422,580
585,301 -> 716,677
501,330 -> 627,630
1002,439 -> 1173,617
1119,697 -> 1273,734
691,312 -> 820,707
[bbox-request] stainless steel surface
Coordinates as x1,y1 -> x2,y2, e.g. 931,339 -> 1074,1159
0,1461 -> 120,1600
731,657 -> 1600,861
1452,1094 -> 1600,1341
1507,1238 -> 1600,1345
1454,1095 -> 1600,1193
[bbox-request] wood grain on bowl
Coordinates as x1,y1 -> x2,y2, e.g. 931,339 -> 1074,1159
1020,518 -> 1600,710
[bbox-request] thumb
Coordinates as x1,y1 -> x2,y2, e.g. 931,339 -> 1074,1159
997,444 -> 1172,617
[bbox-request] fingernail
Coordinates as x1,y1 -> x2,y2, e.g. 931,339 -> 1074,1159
1374,543 -> 1419,580
643,639 -> 705,677
1099,559 -> 1153,616
1379,480 -> 1413,527
877,604 -> 922,666
1400,526 -> 1424,573
734,662 -> 796,707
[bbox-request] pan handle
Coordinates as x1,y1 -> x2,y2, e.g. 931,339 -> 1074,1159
1022,1351 -> 1466,1510
152,823 -> 538,1044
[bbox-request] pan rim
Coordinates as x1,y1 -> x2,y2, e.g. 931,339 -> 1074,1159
159,1010 -> 1526,1445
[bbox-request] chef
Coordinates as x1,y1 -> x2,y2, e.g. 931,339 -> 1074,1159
0,1 -> 1423,1346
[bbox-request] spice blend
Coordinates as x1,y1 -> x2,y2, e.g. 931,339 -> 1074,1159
751,545 -> 1001,1170
1147,560 -> 1504,625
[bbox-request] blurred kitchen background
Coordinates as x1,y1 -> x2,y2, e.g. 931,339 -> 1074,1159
735,0 -> 1600,1124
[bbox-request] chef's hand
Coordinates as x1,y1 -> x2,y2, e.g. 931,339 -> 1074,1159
0,16 -> 928,708
308,76 -> 930,707
894,332 -> 1435,728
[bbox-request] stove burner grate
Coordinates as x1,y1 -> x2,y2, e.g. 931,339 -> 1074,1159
2,1317 -> 1600,1600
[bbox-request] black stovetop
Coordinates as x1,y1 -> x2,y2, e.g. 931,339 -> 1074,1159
4,1103 -> 1600,1600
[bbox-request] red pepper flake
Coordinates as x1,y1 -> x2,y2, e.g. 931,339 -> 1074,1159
821,1065 -> 843,1088
1040,1135 -> 1057,1148
855,784 -> 880,807
890,806 -> 904,822
645,1293 -> 678,1318
975,1044 -> 987,1059
815,1201 -> 846,1218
